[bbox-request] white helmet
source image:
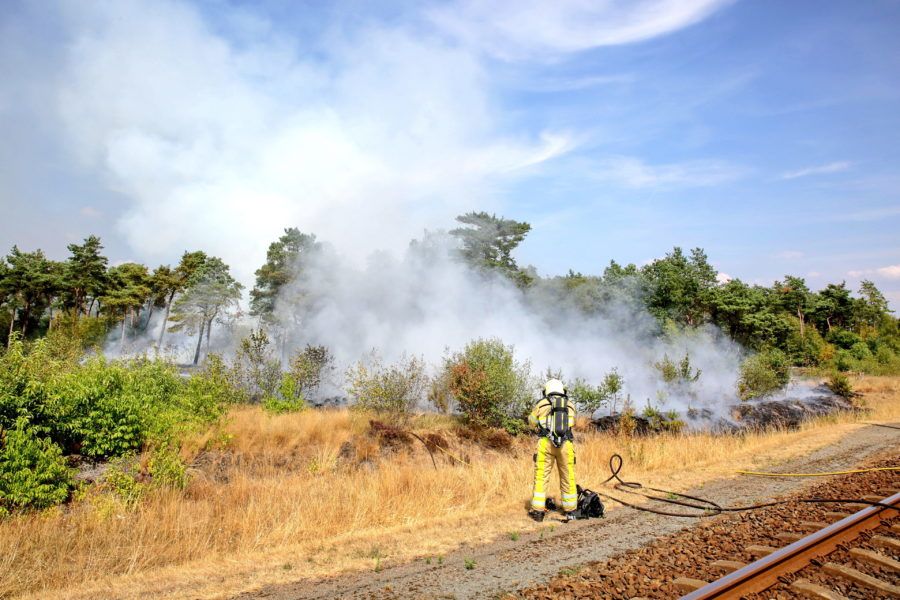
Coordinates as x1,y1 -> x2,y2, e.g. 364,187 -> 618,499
543,378 -> 567,397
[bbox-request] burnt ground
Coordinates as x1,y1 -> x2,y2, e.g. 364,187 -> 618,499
234,423 -> 899,600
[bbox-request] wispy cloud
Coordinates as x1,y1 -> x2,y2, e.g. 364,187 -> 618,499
429,0 -> 734,61
823,205 -> 900,223
781,161 -> 852,180
847,265 -> 900,279
593,155 -> 746,188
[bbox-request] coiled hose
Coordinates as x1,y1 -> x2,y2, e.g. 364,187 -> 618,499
595,454 -> 900,518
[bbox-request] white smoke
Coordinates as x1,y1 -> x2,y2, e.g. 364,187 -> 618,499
272,233 -> 745,415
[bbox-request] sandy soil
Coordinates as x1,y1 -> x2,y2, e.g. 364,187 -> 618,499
235,423 -> 900,600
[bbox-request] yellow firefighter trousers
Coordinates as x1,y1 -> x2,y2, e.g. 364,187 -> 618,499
531,437 -> 577,512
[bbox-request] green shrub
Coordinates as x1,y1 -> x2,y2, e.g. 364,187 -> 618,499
849,342 -> 872,361
288,345 -> 334,399
103,455 -> 146,505
826,328 -> 862,350
232,329 -> 282,402
347,353 -> 429,415
443,338 -> 532,434
0,419 -> 72,512
179,354 -> 245,418
653,352 -> 701,384
785,320 -> 827,367
834,349 -> 853,372
55,356 -> 183,458
737,348 -> 790,400
570,368 -> 624,413
825,372 -> 853,398
148,445 -> 187,489
263,373 -> 307,414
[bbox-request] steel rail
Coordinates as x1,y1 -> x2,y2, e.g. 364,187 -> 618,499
679,492 -> 900,599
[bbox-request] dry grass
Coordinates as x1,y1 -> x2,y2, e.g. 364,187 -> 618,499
2,376 -> 899,599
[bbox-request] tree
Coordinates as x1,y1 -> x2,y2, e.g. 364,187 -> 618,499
641,247 -> 717,326
250,228 -> 319,321
153,251 -> 208,350
168,256 -> 243,364
450,212 -> 532,285
774,275 -> 811,336
709,280 -> 791,349
63,235 -> 108,317
855,280 -> 892,330
102,263 -> 151,350
810,282 -> 853,333
2,247 -> 57,337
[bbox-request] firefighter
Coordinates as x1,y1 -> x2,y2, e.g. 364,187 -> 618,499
528,378 -> 578,522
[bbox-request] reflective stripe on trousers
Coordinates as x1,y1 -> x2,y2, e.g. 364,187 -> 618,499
531,438 -> 577,511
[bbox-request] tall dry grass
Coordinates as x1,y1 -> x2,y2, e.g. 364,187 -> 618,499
2,376 -> 899,599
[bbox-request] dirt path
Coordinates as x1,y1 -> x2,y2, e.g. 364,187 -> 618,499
236,424 -> 899,600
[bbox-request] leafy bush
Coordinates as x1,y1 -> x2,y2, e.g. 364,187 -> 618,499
231,329 -> 282,402
288,345 -> 334,399
442,338 -> 532,434
849,342 -> 872,361
737,347 -> 790,400
785,319 -> 827,367
102,455 -> 146,505
179,354 -> 245,418
263,373 -> 307,414
0,419 -> 72,512
825,372 -> 853,398
148,446 -> 187,489
347,353 -> 429,415
569,368 -> 624,413
653,352 -> 701,384
834,349 -> 853,372
641,404 -> 686,433
825,328 -> 862,350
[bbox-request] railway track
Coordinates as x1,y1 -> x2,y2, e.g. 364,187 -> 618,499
675,492 -> 900,599
518,455 -> 900,600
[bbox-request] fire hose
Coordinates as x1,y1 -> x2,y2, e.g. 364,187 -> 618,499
594,453 -> 900,517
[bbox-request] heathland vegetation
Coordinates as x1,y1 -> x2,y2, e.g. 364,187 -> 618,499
1,212 -> 899,597
1,212 -> 898,516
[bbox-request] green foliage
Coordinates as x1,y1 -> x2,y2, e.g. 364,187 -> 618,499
737,348 -> 790,400
0,418 -> 72,512
231,329 -> 282,402
347,353 -> 429,415
288,344 -> 334,398
148,445 -> 187,489
785,317 -> 827,367
443,338 -> 532,433
641,247 -> 717,326
250,228 -> 319,319
641,404 -> 685,433
826,328 -> 862,350
825,372 -> 853,398
263,373 -> 307,414
653,352 -> 701,384
103,455 -> 146,505
450,212 -> 533,286
569,369 -> 624,413
1,338 -> 228,460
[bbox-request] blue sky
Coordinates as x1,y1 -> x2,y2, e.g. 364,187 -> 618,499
1,0 -> 899,305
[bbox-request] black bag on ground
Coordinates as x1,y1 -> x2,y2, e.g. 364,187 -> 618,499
576,485 -> 604,518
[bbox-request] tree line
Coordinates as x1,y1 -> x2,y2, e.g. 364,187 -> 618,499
0,236 -> 241,363
2,212 -> 898,374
